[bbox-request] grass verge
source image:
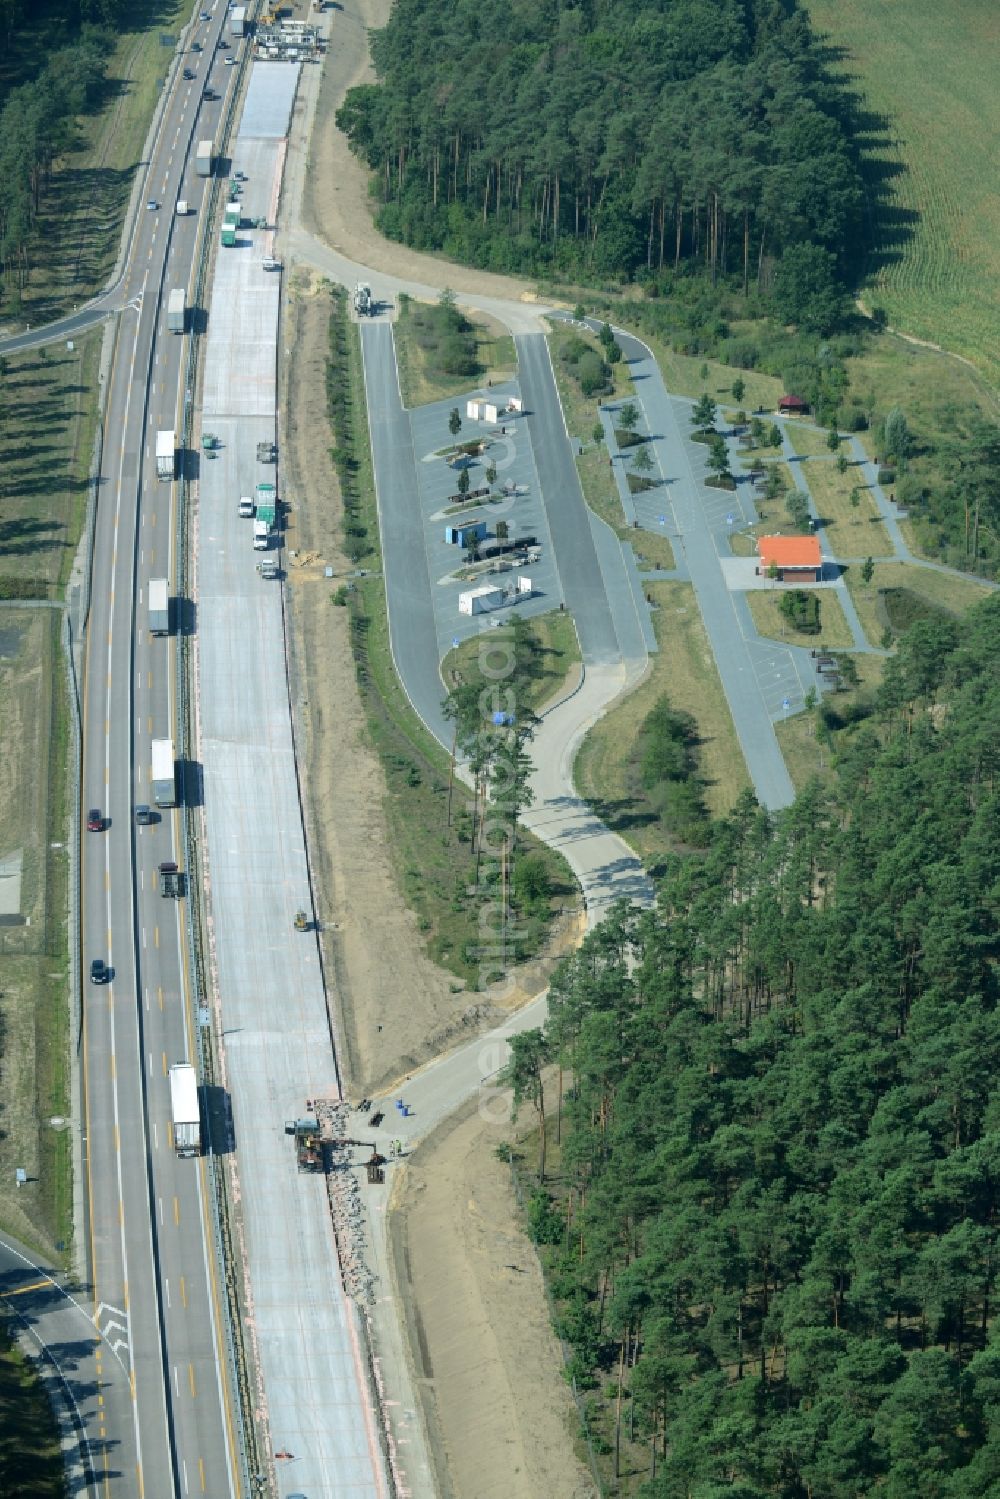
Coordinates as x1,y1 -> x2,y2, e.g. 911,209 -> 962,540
746,587 -> 854,650
844,561 -> 994,648
575,580 -> 750,873
336,295 -> 578,985
0,611 -> 72,1258
441,611 -> 581,719
546,323 -> 639,537
0,333 -> 102,597
393,295 -> 516,408
799,458 -> 891,558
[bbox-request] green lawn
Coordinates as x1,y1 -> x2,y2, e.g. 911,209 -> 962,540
800,459 -> 891,559
393,297 -> 516,408
806,0 -> 1000,384
0,334 -> 102,596
0,612 -> 72,1259
746,587 -> 854,651
441,611 -> 581,718
546,322 -> 639,536
575,580 -> 750,871
844,561 -> 994,647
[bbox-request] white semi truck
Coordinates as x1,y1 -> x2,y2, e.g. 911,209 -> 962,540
151,738 -> 177,807
155,430 -> 176,481
168,1064 -> 201,1157
167,288 -> 186,334
148,578 -> 170,636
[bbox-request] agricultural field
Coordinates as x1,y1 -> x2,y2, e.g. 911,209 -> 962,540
806,0 -> 1000,384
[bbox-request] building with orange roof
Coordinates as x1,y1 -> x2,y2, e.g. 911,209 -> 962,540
756,534 -> 822,582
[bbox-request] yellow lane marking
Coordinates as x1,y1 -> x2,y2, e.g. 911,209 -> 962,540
180,1276 -> 187,1309
2,1279 -> 51,1297
198,1457 -> 205,1492
162,1053 -> 167,1076
154,927 -> 160,949
188,1363 -> 196,1398
173,1196 -> 180,1226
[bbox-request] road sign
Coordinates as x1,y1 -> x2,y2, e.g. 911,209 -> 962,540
727,513 -> 734,526
452,637 -> 460,649
658,515 -> 666,526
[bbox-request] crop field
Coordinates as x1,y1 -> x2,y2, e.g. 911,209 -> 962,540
806,0 -> 1000,383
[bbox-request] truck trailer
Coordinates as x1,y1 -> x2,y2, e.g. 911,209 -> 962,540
148,578 -> 170,636
151,738 -> 177,807
230,4 -> 246,36
167,288 -> 186,334
168,1064 -> 201,1157
353,282 -> 373,316
195,139 -> 213,178
155,430 -> 176,481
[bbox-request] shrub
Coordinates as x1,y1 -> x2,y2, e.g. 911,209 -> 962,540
779,589 -> 821,634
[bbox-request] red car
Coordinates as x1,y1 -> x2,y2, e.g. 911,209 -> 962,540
87,808 -> 104,832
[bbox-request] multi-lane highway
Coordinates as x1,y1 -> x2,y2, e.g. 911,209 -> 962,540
80,7 -> 243,1495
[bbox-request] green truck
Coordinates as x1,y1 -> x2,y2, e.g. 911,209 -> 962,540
255,483 -> 276,530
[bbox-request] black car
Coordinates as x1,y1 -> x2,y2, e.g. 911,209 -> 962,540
183,68 -> 195,80
135,804 -> 154,826
90,959 -> 109,985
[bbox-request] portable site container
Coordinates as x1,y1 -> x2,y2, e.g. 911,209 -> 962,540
445,521 -> 487,548
458,585 -> 503,616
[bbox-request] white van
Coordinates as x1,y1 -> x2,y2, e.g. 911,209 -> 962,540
176,200 -> 189,216
238,495 -> 255,517
262,257 -> 282,272
252,518 -> 270,550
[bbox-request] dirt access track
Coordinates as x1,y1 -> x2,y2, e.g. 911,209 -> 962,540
280,9 -> 598,1493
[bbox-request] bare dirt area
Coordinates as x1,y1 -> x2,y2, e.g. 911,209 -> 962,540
281,271 -> 458,1094
390,1096 -> 598,1499
302,0 -> 540,306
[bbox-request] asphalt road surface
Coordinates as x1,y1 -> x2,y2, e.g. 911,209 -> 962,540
78,6 -> 244,1495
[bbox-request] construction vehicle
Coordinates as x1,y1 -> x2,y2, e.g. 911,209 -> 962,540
256,440 -> 276,463
285,1108 -> 381,1177
159,862 -> 185,898
293,909 -> 309,931
353,282 -> 373,317
285,1116 -> 323,1172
